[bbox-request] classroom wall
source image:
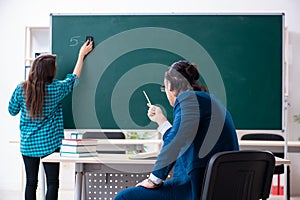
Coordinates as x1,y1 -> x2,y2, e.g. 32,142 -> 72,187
1,0 -> 300,195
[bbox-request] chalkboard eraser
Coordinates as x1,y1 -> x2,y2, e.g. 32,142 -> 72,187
86,36 -> 94,46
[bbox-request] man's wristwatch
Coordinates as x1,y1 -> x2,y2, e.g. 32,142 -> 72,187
147,178 -> 162,187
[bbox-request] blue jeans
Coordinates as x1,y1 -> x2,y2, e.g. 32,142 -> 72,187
114,168 -> 204,200
22,152 -> 60,200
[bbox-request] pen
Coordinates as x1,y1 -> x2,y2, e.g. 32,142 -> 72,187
143,90 -> 152,105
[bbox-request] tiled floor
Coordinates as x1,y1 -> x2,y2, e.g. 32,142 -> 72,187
0,190 -> 74,200
1,190 -> 300,200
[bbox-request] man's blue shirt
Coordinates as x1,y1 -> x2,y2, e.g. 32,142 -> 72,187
152,91 -> 239,180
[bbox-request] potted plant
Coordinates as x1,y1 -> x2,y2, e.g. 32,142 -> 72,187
294,114 -> 300,124
294,114 -> 300,140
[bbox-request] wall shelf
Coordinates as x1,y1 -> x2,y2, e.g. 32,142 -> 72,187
24,26 -> 50,79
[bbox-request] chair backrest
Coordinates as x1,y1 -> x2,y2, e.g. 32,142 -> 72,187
83,132 -> 126,154
240,133 -> 284,174
241,133 -> 284,142
201,150 -> 275,200
83,132 -> 125,139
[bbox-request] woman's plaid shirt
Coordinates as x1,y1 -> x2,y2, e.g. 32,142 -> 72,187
8,74 -> 78,157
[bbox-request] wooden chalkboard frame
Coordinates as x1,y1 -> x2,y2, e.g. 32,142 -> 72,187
50,13 -> 285,132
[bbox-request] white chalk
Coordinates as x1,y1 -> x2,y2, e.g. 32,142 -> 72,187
143,90 -> 152,105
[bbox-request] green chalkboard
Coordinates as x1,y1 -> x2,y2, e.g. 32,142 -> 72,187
51,14 -> 283,130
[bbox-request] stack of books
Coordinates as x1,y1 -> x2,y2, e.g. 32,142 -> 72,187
60,139 -> 98,158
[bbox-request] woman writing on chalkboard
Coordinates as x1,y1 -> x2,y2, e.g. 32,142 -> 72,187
114,61 -> 239,200
8,40 -> 93,200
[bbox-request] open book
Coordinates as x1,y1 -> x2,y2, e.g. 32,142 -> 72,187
128,151 -> 159,159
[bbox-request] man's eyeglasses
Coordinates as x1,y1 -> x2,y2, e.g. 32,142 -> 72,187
160,85 -> 165,92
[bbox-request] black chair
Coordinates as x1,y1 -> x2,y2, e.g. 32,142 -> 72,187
201,150 -> 275,200
83,131 -> 125,154
83,131 -> 125,139
241,133 -> 290,199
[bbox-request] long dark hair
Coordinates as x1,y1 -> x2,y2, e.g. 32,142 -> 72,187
164,60 -> 208,96
23,54 -> 57,119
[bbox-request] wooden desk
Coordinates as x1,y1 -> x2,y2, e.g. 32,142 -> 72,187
42,153 -> 156,200
238,140 -> 300,153
275,156 -> 291,165
42,152 -> 155,170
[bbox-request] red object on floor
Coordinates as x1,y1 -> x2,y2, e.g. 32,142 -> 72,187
271,186 -> 284,195
271,175 -> 284,195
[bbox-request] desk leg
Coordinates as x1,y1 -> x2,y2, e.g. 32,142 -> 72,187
75,164 -> 83,200
40,163 -> 46,200
81,171 -> 86,200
